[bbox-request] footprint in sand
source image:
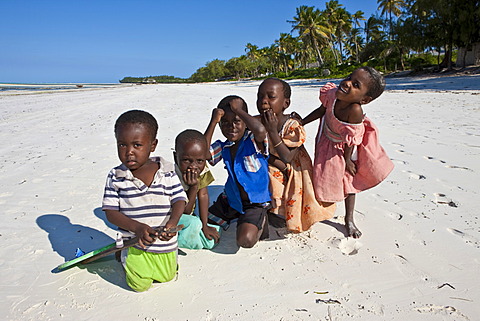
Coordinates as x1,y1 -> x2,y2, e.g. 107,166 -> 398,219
424,156 -> 446,163
415,304 -> 469,319
395,149 -> 412,155
333,238 -> 363,255
445,165 -> 473,172
391,158 -> 409,165
447,228 -> 479,248
433,193 -> 458,207
402,170 -> 426,180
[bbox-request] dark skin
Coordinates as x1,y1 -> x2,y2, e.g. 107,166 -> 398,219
204,98 -> 268,248
174,141 -> 220,243
302,69 -> 374,238
256,78 -> 301,180
105,123 -> 186,248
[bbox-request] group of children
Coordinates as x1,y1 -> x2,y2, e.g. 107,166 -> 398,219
102,66 -> 394,291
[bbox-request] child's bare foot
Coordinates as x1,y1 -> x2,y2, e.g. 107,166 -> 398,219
346,221 -> 362,238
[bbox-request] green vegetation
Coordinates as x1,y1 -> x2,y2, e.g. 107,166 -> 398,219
120,0 -> 479,83
119,75 -> 193,84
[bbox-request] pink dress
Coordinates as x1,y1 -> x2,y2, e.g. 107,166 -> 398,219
313,82 -> 394,202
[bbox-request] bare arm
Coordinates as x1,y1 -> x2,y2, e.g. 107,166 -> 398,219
343,104 -> 363,176
230,98 -> 267,149
198,186 -> 220,242
344,144 -> 356,176
183,184 -> 198,214
302,105 -> 326,126
105,209 -> 157,248
262,110 -> 298,164
161,200 -> 186,241
182,169 -> 200,214
204,108 -> 224,149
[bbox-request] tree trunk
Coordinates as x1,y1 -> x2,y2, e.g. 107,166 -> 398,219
312,38 -> 324,66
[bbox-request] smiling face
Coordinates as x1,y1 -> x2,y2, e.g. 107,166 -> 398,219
336,68 -> 373,105
175,140 -> 207,174
219,107 -> 246,143
256,78 -> 290,115
115,123 -> 157,172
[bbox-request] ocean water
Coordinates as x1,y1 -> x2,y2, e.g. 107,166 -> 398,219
0,83 -> 121,92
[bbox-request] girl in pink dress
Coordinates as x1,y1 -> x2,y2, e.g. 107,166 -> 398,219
302,67 -> 394,238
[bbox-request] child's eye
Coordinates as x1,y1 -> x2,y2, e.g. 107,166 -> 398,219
134,143 -> 142,147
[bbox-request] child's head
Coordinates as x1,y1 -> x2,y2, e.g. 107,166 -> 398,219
337,66 -> 385,105
256,77 -> 291,115
114,110 -> 158,171
174,129 -> 208,174
217,95 -> 248,142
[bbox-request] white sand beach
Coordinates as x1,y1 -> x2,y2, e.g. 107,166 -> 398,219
1,74 -> 479,320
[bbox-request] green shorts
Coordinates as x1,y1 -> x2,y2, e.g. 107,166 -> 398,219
124,247 -> 177,292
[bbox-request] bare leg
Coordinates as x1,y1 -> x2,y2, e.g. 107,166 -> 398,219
236,222 -> 261,248
345,193 -> 362,238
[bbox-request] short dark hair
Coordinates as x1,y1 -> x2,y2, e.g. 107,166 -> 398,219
175,129 -> 207,152
360,66 -> 385,101
114,110 -> 158,140
217,95 -> 248,113
263,77 -> 291,99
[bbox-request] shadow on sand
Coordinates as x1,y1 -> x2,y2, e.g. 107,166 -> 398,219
37,213 -> 131,290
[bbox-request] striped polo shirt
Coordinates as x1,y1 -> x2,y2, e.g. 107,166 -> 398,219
102,156 -> 187,254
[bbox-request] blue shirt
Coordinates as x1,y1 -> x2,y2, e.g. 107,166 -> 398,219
209,130 -> 271,213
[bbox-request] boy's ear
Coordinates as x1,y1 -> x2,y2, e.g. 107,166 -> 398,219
283,98 -> 291,110
360,95 -> 373,105
150,139 -> 158,152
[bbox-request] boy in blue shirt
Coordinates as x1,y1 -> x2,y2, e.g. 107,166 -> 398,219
204,95 -> 271,248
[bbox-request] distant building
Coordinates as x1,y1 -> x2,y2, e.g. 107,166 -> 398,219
142,78 -> 156,84
456,43 -> 480,67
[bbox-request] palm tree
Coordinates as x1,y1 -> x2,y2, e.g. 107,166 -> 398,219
377,0 -> 406,39
364,15 -> 385,44
276,33 -> 297,74
346,28 -> 364,63
289,5 -> 331,67
352,10 -> 366,29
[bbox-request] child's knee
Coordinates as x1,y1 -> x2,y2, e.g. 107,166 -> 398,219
236,234 -> 258,248
126,273 -> 153,292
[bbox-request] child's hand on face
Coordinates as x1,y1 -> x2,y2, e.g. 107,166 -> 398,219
183,168 -> 199,187
261,109 -> 279,134
133,223 -> 158,248
212,108 -> 225,124
229,98 -> 244,114
345,159 -> 357,176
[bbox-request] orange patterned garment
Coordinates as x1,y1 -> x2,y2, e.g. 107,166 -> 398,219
268,117 -> 335,233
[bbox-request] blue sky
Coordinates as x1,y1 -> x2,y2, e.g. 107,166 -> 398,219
1,1 -> 380,83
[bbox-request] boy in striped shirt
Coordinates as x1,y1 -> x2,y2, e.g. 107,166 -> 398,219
102,110 -> 187,292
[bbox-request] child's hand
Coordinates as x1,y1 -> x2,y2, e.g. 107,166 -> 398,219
158,221 -> 181,241
345,159 -> 357,176
261,109 -> 279,134
183,168 -> 199,187
133,223 -> 158,248
290,111 -> 303,124
229,98 -> 244,113
212,108 -> 225,124
202,225 -> 220,243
